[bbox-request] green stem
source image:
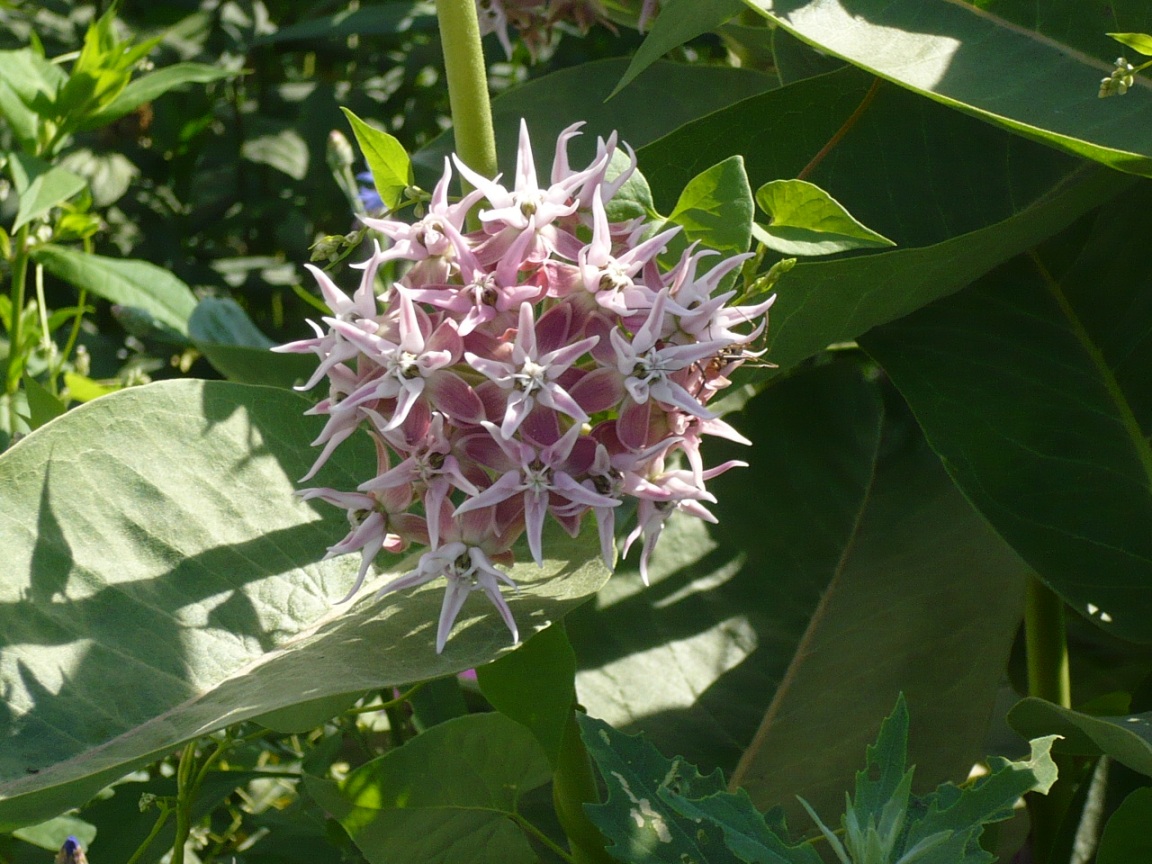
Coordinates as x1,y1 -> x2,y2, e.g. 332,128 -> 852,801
1024,574 -> 1072,864
124,807 -> 173,864
435,0 -> 498,197
6,224 -> 31,429
171,741 -> 199,864
553,709 -> 614,864
509,812 -> 578,864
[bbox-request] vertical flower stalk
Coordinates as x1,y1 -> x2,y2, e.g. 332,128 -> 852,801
436,0 -> 498,190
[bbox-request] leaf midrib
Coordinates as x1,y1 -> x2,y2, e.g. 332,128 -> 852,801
1029,251 -> 1152,494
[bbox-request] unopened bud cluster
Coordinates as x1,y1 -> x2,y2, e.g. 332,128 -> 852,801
277,121 -> 774,652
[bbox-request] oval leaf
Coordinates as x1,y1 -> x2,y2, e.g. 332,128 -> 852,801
0,380 -> 609,830
1008,698 -> 1152,778
744,0 -> 1152,177
1097,787 -> 1152,864
861,186 -> 1152,642
572,361 -> 1028,828
32,245 -> 197,337
317,712 -> 551,864
754,177 -> 894,255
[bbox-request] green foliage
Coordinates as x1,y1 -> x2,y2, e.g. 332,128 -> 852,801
571,361 -> 1030,824
1096,787 -> 1152,863
1009,698 -> 1152,777
581,698 -> 1057,864
753,178 -> 894,255
310,713 -> 552,864
1108,32 -> 1152,56
667,155 -> 754,259
861,187 -> 1152,642
0,380 -> 611,830
743,0 -> 1152,177
477,623 -> 578,768
342,108 -> 413,213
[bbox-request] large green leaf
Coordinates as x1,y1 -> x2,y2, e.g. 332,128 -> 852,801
612,0 -> 745,97
742,0 -> 1152,177
1097,787 -> 1152,864
861,186 -> 1152,642
412,59 -> 775,185
0,380 -> 609,830
32,245 -> 198,338
1008,698 -> 1152,777
570,360 -> 1028,826
312,712 -> 552,864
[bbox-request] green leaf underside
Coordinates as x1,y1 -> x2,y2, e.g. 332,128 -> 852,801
612,0 -> 745,98
0,380 -> 609,830
571,361 -> 1027,827
743,0 -> 1152,177
861,186 -> 1152,642
321,713 -> 551,864
31,245 -> 198,336
342,108 -> 412,212
411,59 -> 774,186
1009,698 -> 1152,777
1096,788 -> 1152,864
754,178 -> 894,255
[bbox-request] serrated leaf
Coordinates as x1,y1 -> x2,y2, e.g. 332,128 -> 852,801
82,62 -> 233,130
32,245 -> 197,337
743,0 -> 1152,178
328,713 -> 551,864
899,736 -> 1059,863
668,155 -> 753,256
1108,32 -> 1152,56
754,178 -> 894,255
612,0 -> 745,98
1008,698 -> 1152,777
0,380 -> 610,830
579,713 -> 746,863
12,166 -> 87,231
861,186 -> 1152,641
342,109 -> 411,212
1097,787 -> 1152,864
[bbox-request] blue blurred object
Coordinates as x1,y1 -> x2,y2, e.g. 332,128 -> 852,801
55,836 -> 88,864
356,171 -> 384,214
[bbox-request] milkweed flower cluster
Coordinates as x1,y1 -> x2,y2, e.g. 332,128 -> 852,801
476,0 -> 614,59
276,120 -> 775,652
